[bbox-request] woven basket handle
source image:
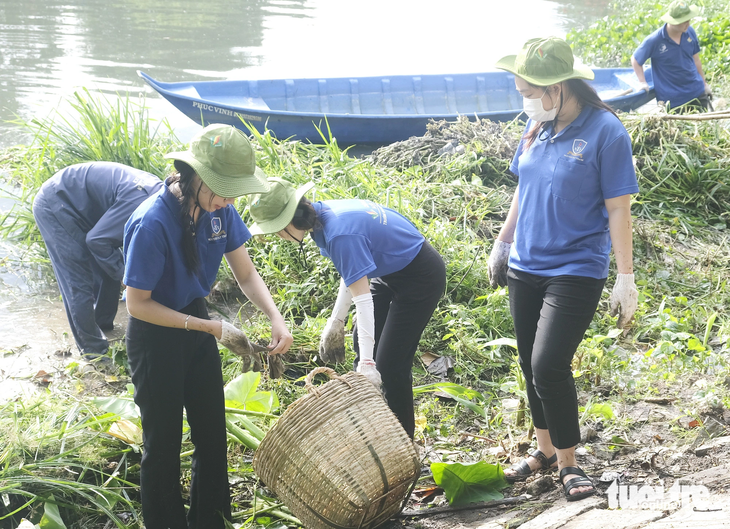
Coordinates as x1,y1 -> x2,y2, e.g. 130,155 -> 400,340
304,367 -> 351,395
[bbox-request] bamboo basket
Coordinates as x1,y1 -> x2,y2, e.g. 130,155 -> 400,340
253,367 -> 420,529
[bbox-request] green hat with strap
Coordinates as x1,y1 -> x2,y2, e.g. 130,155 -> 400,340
495,36 -> 594,87
248,178 -> 315,236
165,123 -> 269,198
661,1 -> 700,24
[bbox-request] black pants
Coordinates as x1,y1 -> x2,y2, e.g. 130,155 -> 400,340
126,298 -> 231,529
507,269 -> 605,449
670,95 -> 711,113
353,241 -> 446,438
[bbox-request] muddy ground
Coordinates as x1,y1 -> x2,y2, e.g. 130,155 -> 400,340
391,377 -> 730,529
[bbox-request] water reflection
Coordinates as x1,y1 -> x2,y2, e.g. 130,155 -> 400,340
0,0 -> 608,147
0,0 -> 311,144
551,0 -> 612,28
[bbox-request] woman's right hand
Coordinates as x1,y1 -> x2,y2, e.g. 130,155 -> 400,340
319,317 -> 346,364
268,318 -> 293,356
219,322 -> 268,356
488,240 -> 511,288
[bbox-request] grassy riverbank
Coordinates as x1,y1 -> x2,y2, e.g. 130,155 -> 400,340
1,4 -> 730,526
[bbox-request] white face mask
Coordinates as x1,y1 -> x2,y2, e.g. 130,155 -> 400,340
523,88 -> 558,122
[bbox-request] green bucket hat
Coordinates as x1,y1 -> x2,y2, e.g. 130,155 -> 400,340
495,37 -> 594,86
661,1 -> 700,24
165,124 -> 269,198
247,178 -> 315,236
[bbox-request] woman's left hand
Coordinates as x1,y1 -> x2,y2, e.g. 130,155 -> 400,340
609,274 -> 638,328
268,319 -> 293,355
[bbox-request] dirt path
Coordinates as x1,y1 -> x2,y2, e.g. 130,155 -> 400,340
395,388 -> 730,529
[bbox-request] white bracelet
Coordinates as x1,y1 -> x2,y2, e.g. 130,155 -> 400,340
184,314 -> 191,331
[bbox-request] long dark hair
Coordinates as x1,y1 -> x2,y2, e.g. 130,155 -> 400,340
522,79 -> 617,151
170,161 -> 204,274
290,198 -> 322,232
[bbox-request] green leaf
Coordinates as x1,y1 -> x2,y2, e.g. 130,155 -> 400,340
224,371 -> 279,413
430,461 -> 508,506
39,496 -> 66,529
587,402 -> 614,420
93,396 -> 140,420
484,337 -> 518,349
609,435 -> 629,451
686,338 -> 705,352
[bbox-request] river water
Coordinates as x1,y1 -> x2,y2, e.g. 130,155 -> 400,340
0,0 -> 611,400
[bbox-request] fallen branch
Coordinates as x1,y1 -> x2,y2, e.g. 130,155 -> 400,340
398,495 -> 530,517
625,112 -> 730,122
458,431 -> 499,443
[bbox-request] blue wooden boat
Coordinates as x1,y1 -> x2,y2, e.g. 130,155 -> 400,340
138,68 -> 654,145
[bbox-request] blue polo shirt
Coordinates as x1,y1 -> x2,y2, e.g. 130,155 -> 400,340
508,106 -> 638,279
309,200 -> 424,286
633,25 -> 704,108
123,180 -> 251,310
43,161 -> 163,281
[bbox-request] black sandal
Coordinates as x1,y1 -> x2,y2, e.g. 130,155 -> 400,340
560,466 -> 596,502
504,449 -> 558,483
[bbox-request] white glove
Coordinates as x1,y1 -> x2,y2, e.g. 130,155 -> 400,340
319,317 -> 346,364
639,82 -> 650,93
220,321 -> 266,371
609,274 -> 638,328
704,83 -> 712,97
357,359 -> 383,388
488,240 -> 511,288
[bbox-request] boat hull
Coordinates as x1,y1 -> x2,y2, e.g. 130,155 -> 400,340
139,69 -> 654,145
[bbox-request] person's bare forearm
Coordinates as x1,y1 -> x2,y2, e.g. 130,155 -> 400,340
126,287 -> 222,337
631,56 -> 646,84
606,195 -> 634,275
497,186 -> 519,243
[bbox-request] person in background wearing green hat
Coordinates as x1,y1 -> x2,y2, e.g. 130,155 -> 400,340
631,1 -> 711,110
491,37 -> 639,501
122,124 -> 293,529
247,178 -> 446,439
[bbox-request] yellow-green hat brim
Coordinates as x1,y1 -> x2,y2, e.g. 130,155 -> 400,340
495,54 -> 595,86
661,4 -> 700,24
164,151 -> 269,198
248,181 -> 315,236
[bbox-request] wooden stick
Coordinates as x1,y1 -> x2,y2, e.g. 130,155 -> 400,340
624,111 -> 730,122
398,495 -> 530,517
458,431 -> 498,443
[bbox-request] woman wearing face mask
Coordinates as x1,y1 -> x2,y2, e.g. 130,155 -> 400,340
123,124 -> 293,528
246,178 -> 446,439
488,37 -> 639,501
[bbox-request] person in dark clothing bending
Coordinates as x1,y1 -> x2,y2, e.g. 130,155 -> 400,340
33,161 -> 163,359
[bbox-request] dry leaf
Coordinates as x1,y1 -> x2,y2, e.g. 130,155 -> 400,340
107,419 -> 143,445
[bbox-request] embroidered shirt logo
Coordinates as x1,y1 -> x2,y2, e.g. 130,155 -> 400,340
360,200 -> 388,225
208,216 -> 227,241
659,44 -> 668,54
564,139 -> 588,160
572,139 -> 588,154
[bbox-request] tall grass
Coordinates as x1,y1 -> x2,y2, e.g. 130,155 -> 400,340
0,396 -> 142,528
0,89 -> 179,246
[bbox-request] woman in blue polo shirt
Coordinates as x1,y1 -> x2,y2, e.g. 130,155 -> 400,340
123,124 -> 293,529
247,178 -> 446,439
489,37 -> 639,501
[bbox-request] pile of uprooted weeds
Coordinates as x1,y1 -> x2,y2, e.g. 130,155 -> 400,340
368,115 -> 523,187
